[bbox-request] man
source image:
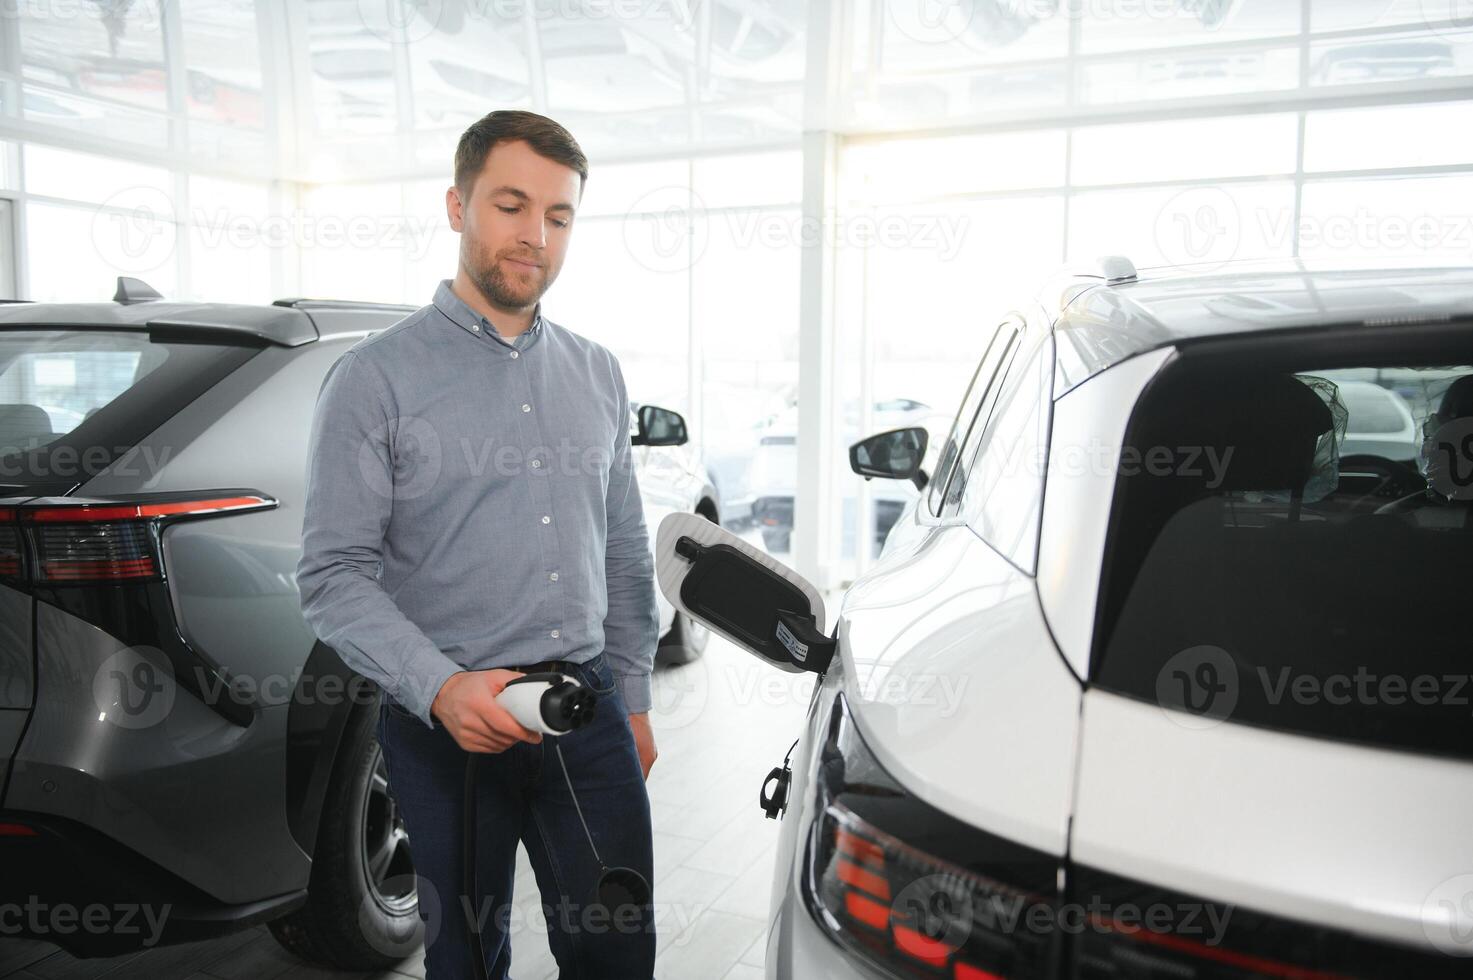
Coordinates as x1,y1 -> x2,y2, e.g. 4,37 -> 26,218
297,109 -> 659,979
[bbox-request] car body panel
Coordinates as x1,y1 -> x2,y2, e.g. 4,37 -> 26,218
0,581 -> 31,711
4,600 -> 311,904
837,523 -> 1081,856
1035,346 -> 1175,679
1072,689 -> 1473,952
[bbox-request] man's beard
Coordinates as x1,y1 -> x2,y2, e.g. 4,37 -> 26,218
464,239 -> 550,311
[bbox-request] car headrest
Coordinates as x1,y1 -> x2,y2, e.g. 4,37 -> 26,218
1438,374 -> 1473,420
1137,374 -> 1333,494
0,403 -> 55,454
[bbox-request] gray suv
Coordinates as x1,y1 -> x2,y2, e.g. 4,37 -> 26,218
0,279 -> 715,966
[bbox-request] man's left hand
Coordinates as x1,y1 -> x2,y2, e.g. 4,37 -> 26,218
628,712 -> 657,780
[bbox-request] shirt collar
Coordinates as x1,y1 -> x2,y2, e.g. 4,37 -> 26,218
433,279 -> 544,352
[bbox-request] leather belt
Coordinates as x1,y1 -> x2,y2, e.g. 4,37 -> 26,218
507,658 -> 581,675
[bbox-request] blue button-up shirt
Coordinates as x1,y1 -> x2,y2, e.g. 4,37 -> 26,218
296,280 -> 659,727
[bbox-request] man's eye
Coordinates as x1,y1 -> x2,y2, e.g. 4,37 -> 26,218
497,205 -> 518,214
551,219 -> 570,229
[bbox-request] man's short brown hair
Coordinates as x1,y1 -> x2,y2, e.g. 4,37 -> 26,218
454,109 -> 588,197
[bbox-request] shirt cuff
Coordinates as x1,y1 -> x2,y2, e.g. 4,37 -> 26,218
394,649 -> 466,729
615,670 -> 653,715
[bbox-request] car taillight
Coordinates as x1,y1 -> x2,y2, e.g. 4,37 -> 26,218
11,492 -> 275,585
32,520 -> 157,582
0,507 -> 20,580
802,694 -> 1062,979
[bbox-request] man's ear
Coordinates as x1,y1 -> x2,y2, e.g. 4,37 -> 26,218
446,184 -> 465,232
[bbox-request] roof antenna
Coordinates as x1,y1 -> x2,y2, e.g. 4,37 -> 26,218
114,276 -> 163,305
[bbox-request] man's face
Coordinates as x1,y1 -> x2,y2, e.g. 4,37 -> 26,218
448,139 -> 580,313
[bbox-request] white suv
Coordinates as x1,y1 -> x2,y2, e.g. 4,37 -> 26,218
656,259 -> 1473,979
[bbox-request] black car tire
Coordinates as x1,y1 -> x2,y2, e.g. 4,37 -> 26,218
269,703 -> 420,969
657,610 -> 711,666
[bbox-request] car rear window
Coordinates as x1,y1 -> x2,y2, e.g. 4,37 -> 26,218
1094,352 -> 1473,760
0,329 -> 258,491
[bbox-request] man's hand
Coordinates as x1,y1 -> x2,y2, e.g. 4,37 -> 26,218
431,669 -> 543,753
628,712 -> 657,780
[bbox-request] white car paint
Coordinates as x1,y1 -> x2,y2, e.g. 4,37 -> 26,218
655,261 -> 1473,978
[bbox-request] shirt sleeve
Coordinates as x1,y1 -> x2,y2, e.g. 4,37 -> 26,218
296,349 -> 464,728
601,356 -> 660,714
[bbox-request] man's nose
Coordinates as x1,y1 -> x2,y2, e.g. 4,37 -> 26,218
518,210 -> 546,250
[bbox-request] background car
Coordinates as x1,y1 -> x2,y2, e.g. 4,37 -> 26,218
746,397 -> 949,555
1335,378 -> 1421,462
658,260 -> 1473,979
0,280 -> 715,964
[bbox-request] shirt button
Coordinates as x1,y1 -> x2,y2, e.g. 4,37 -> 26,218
510,350 -> 519,359
549,572 -> 559,582
521,404 -> 531,413
471,324 -> 479,331
550,629 -> 560,639
541,515 -> 551,524
530,458 -> 542,469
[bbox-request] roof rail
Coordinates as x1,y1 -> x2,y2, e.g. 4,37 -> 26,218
273,297 -> 417,313
1096,255 -> 1138,284
115,276 -> 163,305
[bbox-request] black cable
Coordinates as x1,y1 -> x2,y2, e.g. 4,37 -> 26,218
463,752 -> 490,980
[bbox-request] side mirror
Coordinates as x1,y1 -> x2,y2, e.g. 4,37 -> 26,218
633,405 -> 688,447
849,426 -> 929,492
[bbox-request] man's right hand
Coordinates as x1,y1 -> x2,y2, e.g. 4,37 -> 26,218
431,669 -> 543,753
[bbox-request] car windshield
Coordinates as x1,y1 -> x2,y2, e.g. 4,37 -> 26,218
1095,356 -> 1473,759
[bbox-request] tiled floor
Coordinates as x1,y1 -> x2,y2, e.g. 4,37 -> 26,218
0,623 -> 819,980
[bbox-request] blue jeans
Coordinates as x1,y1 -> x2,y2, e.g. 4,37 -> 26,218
376,653 -> 655,979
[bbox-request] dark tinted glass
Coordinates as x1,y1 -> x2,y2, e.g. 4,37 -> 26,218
1096,358 -> 1473,759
